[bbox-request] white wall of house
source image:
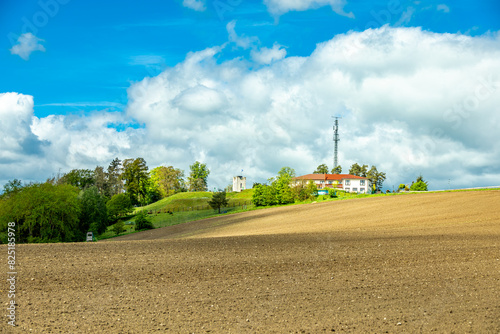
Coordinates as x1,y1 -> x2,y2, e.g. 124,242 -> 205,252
343,179 -> 371,193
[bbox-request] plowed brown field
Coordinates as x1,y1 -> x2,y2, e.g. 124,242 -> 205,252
2,191 -> 500,333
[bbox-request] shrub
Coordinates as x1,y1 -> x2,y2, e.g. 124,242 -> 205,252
328,188 -> 337,198
111,220 -> 126,235
306,181 -> 317,199
410,180 -> 428,191
410,175 -> 428,191
134,211 -> 154,231
252,184 -> 278,206
107,193 -> 133,221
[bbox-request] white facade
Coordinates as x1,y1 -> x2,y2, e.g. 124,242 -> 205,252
342,178 -> 370,194
232,176 -> 246,192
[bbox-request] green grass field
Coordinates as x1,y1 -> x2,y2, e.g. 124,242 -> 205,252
133,189 -> 254,213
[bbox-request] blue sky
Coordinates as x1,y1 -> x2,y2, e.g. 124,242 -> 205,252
1,0 -> 500,190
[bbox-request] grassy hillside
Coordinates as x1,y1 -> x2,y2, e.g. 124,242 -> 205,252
99,190 -> 255,240
134,189 -> 254,213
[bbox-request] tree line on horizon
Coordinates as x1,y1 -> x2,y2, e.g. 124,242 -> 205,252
0,158 -> 210,243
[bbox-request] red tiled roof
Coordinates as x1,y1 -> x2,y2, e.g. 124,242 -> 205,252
292,174 -> 368,181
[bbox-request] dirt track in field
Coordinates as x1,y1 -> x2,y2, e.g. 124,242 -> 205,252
2,191 -> 500,333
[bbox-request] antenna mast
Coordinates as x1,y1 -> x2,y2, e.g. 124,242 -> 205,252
332,116 -> 342,169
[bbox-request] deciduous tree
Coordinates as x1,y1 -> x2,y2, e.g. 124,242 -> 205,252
251,183 -> 278,206
188,161 -> 210,192
367,166 -> 386,191
314,164 -> 329,174
273,167 -> 295,205
59,169 -> 95,190
1,179 -> 24,199
331,165 -> 342,174
0,183 -> 81,243
122,158 -> 149,205
150,166 -> 185,198
252,168 -> 297,206
79,186 -> 108,235
107,193 -> 134,221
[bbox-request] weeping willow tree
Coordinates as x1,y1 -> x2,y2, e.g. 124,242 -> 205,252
0,183 -> 81,243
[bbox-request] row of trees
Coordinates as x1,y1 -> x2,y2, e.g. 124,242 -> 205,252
0,158 -> 211,243
46,158 -> 210,206
313,164 -> 342,174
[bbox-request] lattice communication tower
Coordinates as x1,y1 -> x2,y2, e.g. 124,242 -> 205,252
332,116 -> 342,169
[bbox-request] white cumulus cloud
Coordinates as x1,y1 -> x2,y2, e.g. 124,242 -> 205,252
182,0 -> 206,12
264,0 -> 354,17
2,27 -> 500,191
226,20 -> 259,49
0,93 -> 41,159
251,43 -> 287,64
437,4 -> 450,13
9,33 -> 46,61
125,26 -> 500,190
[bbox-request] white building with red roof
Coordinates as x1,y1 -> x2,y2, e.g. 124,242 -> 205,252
292,174 -> 372,194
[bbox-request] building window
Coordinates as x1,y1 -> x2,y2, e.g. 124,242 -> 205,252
360,188 -> 365,193
320,181 -> 324,184
345,180 -> 351,185
353,188 -> 358,193
345,187 -> 350,192
360,180 -> 365,186
328,181 -> 332,184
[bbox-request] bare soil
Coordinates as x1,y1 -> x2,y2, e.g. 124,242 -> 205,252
2,191 -> 500,333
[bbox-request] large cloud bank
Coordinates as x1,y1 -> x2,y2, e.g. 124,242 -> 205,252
2,26 -> 500,190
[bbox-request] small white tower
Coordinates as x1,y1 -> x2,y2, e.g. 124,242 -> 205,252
232,176 -> 246,192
